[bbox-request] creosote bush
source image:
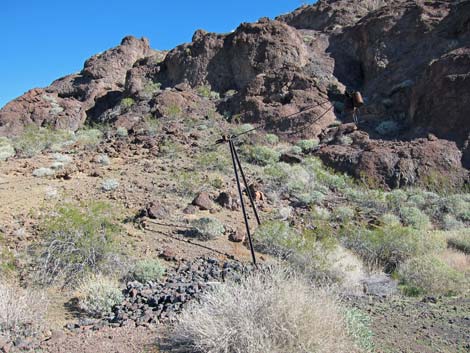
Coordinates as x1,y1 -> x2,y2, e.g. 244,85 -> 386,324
130,259 -> 166,283
170,267 -> 360,353
77,274 -> 123,318
36,201 -> 120,286
397,255 -> 468,296
0,282 -> 48,341
75,128 -> 103,148
190,218 -> 225,240
341,225 -> 446,272
243,145 -> 280,166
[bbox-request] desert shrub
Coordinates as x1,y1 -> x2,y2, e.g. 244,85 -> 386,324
197,151 -> 231,172
345,308 -> 375,352
77,274 -> 123,318
164,104 -> 182,118
75,128 -> 103,147
444,194 -> 470,222
0,282 -> 48,341
174,171 -> 203,198
397,255 -> 468,296
120,97 -> 135,109
375,120 -> 399,136
243,145 -> 280,166
159,139 -> 183,156
265,133 -> 279,145
190,218 -> 225,240
333,206 -> 355,223
35,201 -> 120,286
13,125 -> 74,157
254,221 -> 298,254
442,214 -> 465,231
296,138 -> 319,152
116,127 -> 128,137
170,267 -> 358,353
143,81 -> 161,96
230,123 -> 254,137
0,137 -> 15,161
379,213 -> 401,227
130,259 -> 165,283
32,167 -> 55,178
53,153 -> 72,164
196,85 -> 220,100
446,229 -> 470,254
94,154 -> 110,166
341,225 -> 446,272
101,178 -> 119,191
400,206 -> 431,230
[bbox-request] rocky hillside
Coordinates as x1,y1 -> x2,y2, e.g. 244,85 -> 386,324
1,0 -> 469,189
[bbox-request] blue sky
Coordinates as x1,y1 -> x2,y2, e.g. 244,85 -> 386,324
0,0 -> 311,108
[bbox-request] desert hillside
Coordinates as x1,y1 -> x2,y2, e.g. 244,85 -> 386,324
0,1 -> 469,352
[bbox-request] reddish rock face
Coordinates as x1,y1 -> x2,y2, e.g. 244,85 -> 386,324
0,36 -> 153,136
1,0 -> 469,188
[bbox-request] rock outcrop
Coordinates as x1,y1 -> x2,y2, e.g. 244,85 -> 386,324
1,0 -> 469,188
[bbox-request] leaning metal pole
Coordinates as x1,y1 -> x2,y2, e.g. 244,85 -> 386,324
229,139 -> 257,267
231,141 -> 261,226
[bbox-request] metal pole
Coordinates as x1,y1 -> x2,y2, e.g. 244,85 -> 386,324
231,142 -> 261,226
229,139 -> 257,267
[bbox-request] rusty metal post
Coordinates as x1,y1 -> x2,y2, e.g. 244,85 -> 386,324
231,142 -> 261,226
229,139 -> 257,267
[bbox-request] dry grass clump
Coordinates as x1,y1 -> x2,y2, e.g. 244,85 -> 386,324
170,267 -> 360,353
0,281 -> 48,341
397,254 -> 468,296
77,274 -> 123,318
446,229 -> 470,254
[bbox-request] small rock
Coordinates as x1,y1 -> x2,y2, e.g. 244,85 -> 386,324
146,201 -> 166,219
183,205 -> 197,214
192,192 -> 214,210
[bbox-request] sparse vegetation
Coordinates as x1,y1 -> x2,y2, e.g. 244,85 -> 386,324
296,138 -> 319,152
77,274 -> 123,318
446,229 -> 470,254
35,201 -> 120,286
75,128 -> 103,147
170,267 -> 359,353
13,125 -> 74,157
0,282 -> 48,341
341,225 -> 446,272
190,217 -> 225,240
130,259 -> 165,283
120,97 -> 135,109
243,145 -> 280,166
0,137 -> 15,161
397,254 -> 468,296
102,178 -> 119,191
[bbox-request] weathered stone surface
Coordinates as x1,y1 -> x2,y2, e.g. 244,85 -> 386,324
192,192 -> 214,211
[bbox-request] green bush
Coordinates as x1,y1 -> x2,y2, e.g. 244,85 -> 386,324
444,195 -> 470,222
296,139 -> 319,152
397,255 -> 467,296
400,206 -> 431,230
131,259 -> 165,283
75,128 -> 103,148
0,137 -> 15,161
13,125 -> 74,157
333,206 -> 355,223
341,225 -> 446,272
120,97 -> 135,109
190,218 -> 225,240
265,133 -> 279,145
243,145 -> 280,166
78,274 -> 123,318
116,127 -> 128,137
196,85 -> 220,99
36,201 -> 120,286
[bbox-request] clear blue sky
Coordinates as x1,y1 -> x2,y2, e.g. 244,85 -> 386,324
1,0 -> 311,108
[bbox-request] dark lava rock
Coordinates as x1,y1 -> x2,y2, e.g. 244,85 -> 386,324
192,192 -> 214,211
